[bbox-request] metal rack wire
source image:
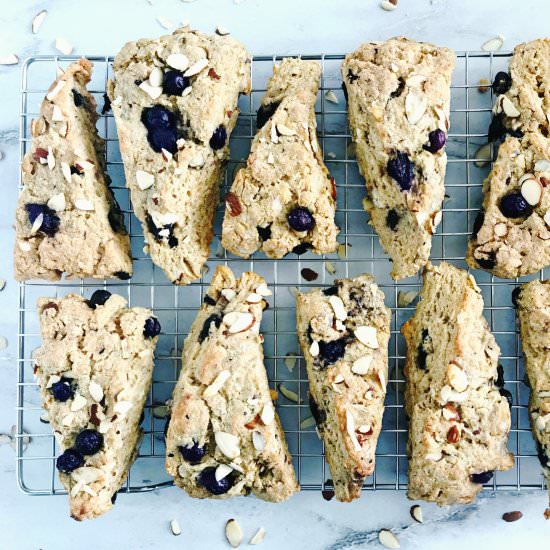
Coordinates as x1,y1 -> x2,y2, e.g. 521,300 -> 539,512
16,52 -> 548,497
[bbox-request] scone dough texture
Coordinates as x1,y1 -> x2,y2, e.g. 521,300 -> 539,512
34,293 -> 158,520
515,280 -> 550,518
109,28 -> 251,284
402,262 -> 513,505
467,39 -> 550,278
14,59 -> 132,280
296,275 -> 391,502
165,266 -> 298,502
342,37 -> 455,280
221,58 -> 339,258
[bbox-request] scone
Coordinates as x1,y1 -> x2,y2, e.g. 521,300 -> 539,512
165,266 -> 298,501
514,280 -> 550,518
467,39 -> 550,278
402,262 -> 514,505
342,38 -> 455,279
221,58 -> 339,258
295,275 -> 391,502
108,28 -> 250,284
34,291 -> 160,520
14,59 -> 132,281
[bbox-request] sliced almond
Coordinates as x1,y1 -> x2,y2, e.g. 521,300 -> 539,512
224,311 -> 255,334
46,80 -> 65,101
521,177 -> 542,206
276,123 -> 296,136
249,527 -> 266,545
0,54 -> 19,65
166,53 -> 189,71
325,90 -> 339,104
270,121 -> 278,143
405,92 -> 427,125
156,15 -> 174,29
225,519 -> 243,548
278,384 -> 300,403
32,10 -> 47,34
215,464 -> 233,481
328,295 -> 346,321
255,283 -> 272,297
252,430 -> 265,451
544,210 -> 550,227
425,451 -> 443,462
534,159 -> 550,173
215,431 -> 240,459
203,370 -> 230,397
494,223 -> 508,237
346,410 -> 361,451
354,326 -> 379,349
474,143 -> 493,167
397,290 -> 417,307
380,0 -> 397,11
351,355 -> 373,375
30,213 -> 43,235
88,381 -> 103,402
221,288 -> 237,301
70,394 -> 87,412
170,519 -> 181,536
184,58 -> 209,77
260,403 -> 274,426
51,105 -> 64,122
114,400 -> 133,415
481,35 -> 504,52
448,361 -> 468,392
148,67 -> 164,87
309,340 -> 320,357
325,261 -> 336,275
47,146 -> 55,170
139,81 -> 163,99
246,292 -> 262,304
136,170 -> 155,191
410,504 -> 423,523
501,95 -> 520,118
60,162 -> 72,183
189,153 -> 205,168
74,198 -> 94,211
442,403 -> 460,421
55,37 -> 73,55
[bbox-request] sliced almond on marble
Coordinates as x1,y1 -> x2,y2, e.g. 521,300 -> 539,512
55,37 -> 73,55
225,519 -> 243,548
224,311 -> 254,334
249,527 -> 266,545
325,261 -> 336,275
405,92 -> 427,125
410,504 -> 423,523
184,58 -> 209,77
166,53 -> 189,71
380,1 -> 397,11
215,431 -> 240,459
136,170 -> 155,190
351,355 -> 372,375
32,10 -> 47,34
521,177 -> 542,206
447,361 -> 468,392
481,35 -> 504,52
252,430 -> 266,451
300,416 -> 316,429
474,143 -> 493,167
354,326 -> 379,349
170,519 -> 181,536
0,54 -> 19,65
260,403 -> 274,426
397,290 -> 417,307
278,384 -> 300,403
378,529 -> 400,549
309,340 -> 320,357
325,90 -> 339,104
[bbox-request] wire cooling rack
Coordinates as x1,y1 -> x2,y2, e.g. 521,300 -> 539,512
15,52 -> 549,498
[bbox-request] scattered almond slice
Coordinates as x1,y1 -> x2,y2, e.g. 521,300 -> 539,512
380,0 -> 397,10
354,326 -> 379,348
32,10 -> 47,34
136,170 -> 155,190
156,15 -> 174,29
225,519 -> 243,548
501,95 -> 520,117
474,143 -> 493,168
149,67 -> 164,87
55,37 -> 73,55
278,384 -> 300,403
535,159 -> 550,172
309,340 -> 320,357
378,529 -> 400,549
329,295 -> 347,321
325,261 -> 336,275
224,311 -> 255,334
482,35 -> 504,52
260,403 -> 274,426
249,527 -> 266,545
325,90 -> 339,104
397,290 -> 418,307
284,353 -> 297,372
410,504 -> 423,523
405,92 -> 427,125
215,464 -> 233,481
166,53 -> 189,71
170,519 -> 181,536
255,283 -> 272,297
184,58 -> 209,77
74,198 -> 94,211
0,54 -> 19,65
139,81 -> 163,99
351,355 -> 372,375
215,431 -> 240,459
300,416 -> 316,429
521,177 -> 542,206
203,370 -> 230,397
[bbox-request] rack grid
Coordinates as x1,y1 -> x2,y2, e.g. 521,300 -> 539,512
15,52 -> 548,497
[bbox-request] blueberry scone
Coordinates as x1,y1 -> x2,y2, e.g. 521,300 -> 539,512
108,28 -> 250,284
514,280 -> 550,518
14,59 -> 132,281
342,38 -> 455,279
221,58 -> 339,258
402,262 -> 513,505
34,291 -> 160,520
295,275 -> 391,502
165,266 -> 298,501
467,39 -> 550,278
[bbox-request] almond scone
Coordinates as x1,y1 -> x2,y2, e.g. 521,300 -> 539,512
342,38 -> 455,279
296,274 -> 391,502
221,58 -> 339,258
402,262 -> 513,505
34,291 -> 160,520
108,28 -> 250,284
515,280 -> 550,518
165,266 -> 298,501
467,39 -> 550,278
14,59 -> 132,280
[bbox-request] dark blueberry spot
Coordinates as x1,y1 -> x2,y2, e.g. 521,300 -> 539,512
508,128 -> 524,139
391,77 -> 405,99
417,329 -> 431,370
197,466 -> 233,495
142,105 -> 176,130
386,209 -> 400,231
292,243 -> 312,255
168,235 -> 179,248
257,224 -> 272,242
51,378 -> 74,402
101,93 -> 111,115
511,287 -> 522,307
495,364 -> 505,388
134,79 -> 143,86
500,193 -> 532,218
56,448 -> 84,473
72,89 -> 84,107
488,113 -> 507,143
476,254 -> 496,270
256,101 -> 280,129
163,70 -> 190,96
423,129 -> 446,153
199,314 -> 222,343
115,271 -> 131,280
70,165 -> 83,175
499,388 -> 513,409
341,82 -> 348,102
322,286 -> 338,296
179,441 -> 206,464
75,429 -> 104,455
108,199 -> 127,235
470,471 -> 494,484
87,289 -> 112,309
146,215 -> 177,245
287,207 -> 315,232
203,295 -> 217,306
492,71 -> 512,95
144,317 -> 161,338
25,203 -> 60,237
536,441 -> 550,468
309,392 -> 326,427
471,211 -> 485,239
209,125 -> 227,150
149,127 -> 178,154
318,338 -> 346,365
387,152 -> 414,191
111,492 -> 118,504
347,69 -> 359,83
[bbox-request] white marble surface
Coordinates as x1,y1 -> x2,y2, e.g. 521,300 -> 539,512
1,0 -> 549,548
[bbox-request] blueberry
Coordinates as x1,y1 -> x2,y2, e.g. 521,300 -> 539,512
536,441 -> 550,468
146,215 -> 176,244
423,129 -> 446,153
386,209 -> 399,231
209,125 -> 227,150
108,199 -> 127,235
417,329 -> 431,370
149,127 -> 178,154
500,193 -> 532,218
144,317 -> 161,338
318,339 -> 346,364
179,441 -> 206,464
203,295 -> 217,306
163,70 -> 190,96
199,314 -> 222,343
390,77 -> 405,99
470,471 -> 494,484
75,429 -> 104,455
499,388 -> 513,409
142,105 -> 176,130
488,113 -> 507,143
492,71 -> 512,95
72,89 -> 84,107
341,82 -> 348,102
387,152 -> 414,191
25,203 -> 60,237
292,243 -> 312,255
56,448 -> 84,473
287,207 -> 315,232
309,393 -> 326,427
51,378 -> 74,402
87,289 -> 112,309
111,492 -> 118,504
511,287 -> 522,307
256,101 -> 280,129
322,286 -> 338,296
471,211 -> 485,239
115,271 -> 131,280
495,364 -> 505,388
476,254 -> 496,270
101,93 -> 111,114
257,224 -> 272,242
197,466 -> 233,495
347,69 -> 359,83
168,235 -> 178,248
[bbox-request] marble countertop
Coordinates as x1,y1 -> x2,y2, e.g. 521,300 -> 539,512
1,0 -> 549,548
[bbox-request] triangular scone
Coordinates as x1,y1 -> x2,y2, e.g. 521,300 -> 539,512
342,38 -> 455,279
108,28 -> 250,284
166,266 -> 298,501
296,275 -> 391,502
402,262 -> 513,505
14,59 -> 132,281
35,292 -> 160,520
515,280 -> 550,519
221,58 -> 339,258
467,39 -> 550,278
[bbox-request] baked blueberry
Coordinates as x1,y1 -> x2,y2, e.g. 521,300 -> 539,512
87,289 -> 112,309
197,466 -> 233,495
390,77 -> 405,99
72,89 -> 84,107
318,338 -> 346,364
499,388 -> 513,409
536,441 -> 550,468
511,287 -> 522,307
417,329 -> 431,370
179,441 -> 206,464
108,199 -> 127,235
386,209 -> 400,231
257,224 -> 272,242
142,105 -> 176,130
144,317 -> 161,338
51,378 -> 74,402
115,271 -> 131,280
111,493 -> 118,504
146,215 -> 176,244
488,113 -> 507,142
25,203 -> 60,237
199,314 -> 222,342
492,71 -> 512,95
500,193 -> 532,218
309,393 -> 326,427
150,128 -> 178,154
287,207 -> 315,232
471,211 -> 485,239
470,470 -> 494,484
292,243 -> 312,255
322,286 -> 338,296
495,364 -> 505,388
256,101 -> 280,129
476,254 -> 496,270
423,129 -> 446,153
209,125 -> 227,150
387,152 -> 414,191
163,70 -> 190,96
75,429 -> 104,455
56,448 -> 84,473
203,295 -> 217,306
101,93 -> 111,114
